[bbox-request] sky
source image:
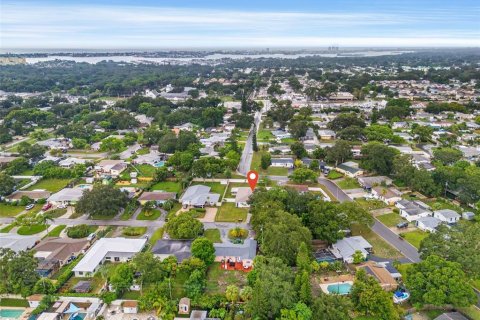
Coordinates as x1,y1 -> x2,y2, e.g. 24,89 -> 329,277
1,0 -> 479,49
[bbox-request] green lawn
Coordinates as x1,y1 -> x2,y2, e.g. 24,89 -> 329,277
281,138 -> 296,144
17,224 -> 47,235
0,298 -> 29,307
172,270 -> 190,299
266,166 -> 289,176
337,178 -> 361,190
136,148 -> 150,155
401,230 -> 428,249
132,164 -> 157,177
122,226 -> 147,237
26,178 -> 71,192
327,170 -> 344,179
355,198 -> 389,210
257,129 -> 274,141
0,224 -> 15,233
0,203 -> 24,217
46,225 -> 66,237
215,203 -> 248,223
225,182 -> 250,198
191,182 -> 227,199
376,213 -> 407,227
47,208 -> 68,218
121,291 -> 141,300
149,227 -> 164,246
458,306 -> 480,320
204,229 -> 222,243
205,262 -> 248,294
351,223 -> 403,259
150,181 -> 183,193
137,209 -> 162,220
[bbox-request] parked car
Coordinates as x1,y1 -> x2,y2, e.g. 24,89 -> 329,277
57,204 -> 66,209
87,233 -> 96,241
42,203 -> 52,211
397,221 -> 409,229
25,204 -> 35,210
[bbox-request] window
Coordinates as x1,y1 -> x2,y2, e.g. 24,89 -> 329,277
114,257 -> 120,262
78,271 -> 83,275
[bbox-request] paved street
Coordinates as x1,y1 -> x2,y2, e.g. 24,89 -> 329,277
372,220 -> 421,263
317,178 -> 353,202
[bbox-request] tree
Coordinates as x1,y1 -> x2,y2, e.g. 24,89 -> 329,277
72,138 -> 88,149
100,137 -> 125,153
327,113 -> 366,132
4,157 -> 29,175
247,257 -> 297,319
352,250 -> 364,264
109,263 -> 134,295
240,286 -> 253,302
289,120 -> 309,139
290,142 -> 307,159
191,237 -> 215,266
260,153 -> 271,170
132,251 -> 167,285
412,125 -> 433,143
302,200 -> 348,244
185,269 -> 206,299
406,255 -> 476,307
37,212 -> 54,234
280,302 -> 312,320
351,269 -> 399,320
312,294 -> 352,320
76,185 -> 129,217
0,248 -> 40,297
252,131 -> 259,152
325,140 -> 352,165
296,242 -> 312,273
433,148 -> 463,165
0,173 -> 16,196
166,212 -> 203,239
33,278 -> 56,294
337,126 -> 364,141
360,142 -> 399,175
225,285 -> 240,304
289,168 -> 318,183
295,271 -> 312,305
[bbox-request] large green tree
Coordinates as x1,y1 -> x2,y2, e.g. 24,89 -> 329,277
191,237 -> 215,266
312,294 -> 352,320
165,212 -> 203,239
76,184 -> 129,217
0,173 -> 16,196
360,142 -> 399,175
0,248 -> 40,297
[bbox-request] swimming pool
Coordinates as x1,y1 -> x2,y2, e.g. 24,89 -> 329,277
154,161 -> 165,167
69,313 -> 86,320
0,309 -> 25,319
326,282 -> 353,295
77,184 -> 92,189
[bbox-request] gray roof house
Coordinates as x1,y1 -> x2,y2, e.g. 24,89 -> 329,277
179,185 -> 220,207
433,209 -> 461,224
214,239 -> 257,261
0,234 -> 40,252
416,216 -> 441,232
331,236 -> 372,263
47,187 -> 87,205
152,240 -> 192,262
336,161 -> 364,178
395,200 -> 432,222
434,312 -> 469,320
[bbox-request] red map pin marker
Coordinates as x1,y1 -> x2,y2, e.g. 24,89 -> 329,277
247,170 -> 259,191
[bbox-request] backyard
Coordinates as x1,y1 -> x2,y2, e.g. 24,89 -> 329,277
205,262 -> 248,295
376,213 -> 407,227
26,178 -> 71,193
215,203 -> 248,223
204,228 -> 222,243
150,181 -> 183,193
336,178 -> 361,190
191,182 -> 227,199
401,230 -> 428,249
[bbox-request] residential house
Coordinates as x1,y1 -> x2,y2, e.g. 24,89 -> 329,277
235,187 -> 252,208
34,237 -> 90,277
357,261 -> 398,291
122,301 -> 138,314
214,239 -> 257,270
58,157 -> 87,168
434,312 -> 469,320
331,236 -> 372,263
433,209 -> 461,224
178,297 -> 191,315
357,176 -> 392,190
416,216 -> 441,232
27,294 -> 43,308
271,130 -> 291,140
47,187 -> 89,206
179,185 -> 220,208
329,92 -> 354,101
270,158 -> 294,168
395,200 -> 432,222
0,234 -> 40,252
73,238 -> 146,277
138,191 -> 176,205
37,138 -> 72,151
371,186 -> 402,205
318,129 -> 336,140
268,145 -> 291,155
336,161 -> 364,178
152,240 -> 192,262
94,160 -> 127,177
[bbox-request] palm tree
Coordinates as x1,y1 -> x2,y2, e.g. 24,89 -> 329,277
38,212 -> 54,235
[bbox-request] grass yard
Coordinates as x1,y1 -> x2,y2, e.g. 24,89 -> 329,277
423,198 -> 462,212
257,129 -> 274,141
351,223 -> 403,259
204,228 -> 222,243
47,208 -> 68,218
355,198 -> 389,210
266,166 -> 289,176
151,181 -> 183,193
137,209 -> 162,220
0,203 -> 24,217
59,275 -> 105,294
327,170 -> 344,180
46,225 -> 66,237
281,138 -> 296,144
0,298 -> 29,307
401,230 -> 428,249
458,306 -> 480,320
215,203 -> 248,223
26,178 -> 71,193
191,182 -> 227,199
376,213 -> 406,228
132,164 -> 157,177
17,224 -> 47,235
121,291 -> 141,300
149,227 -> 164,246
172,270 -> 190,299
225,182 -> 250,198
205,262 -> 248,295
337,178 -> 361,190
122,226 -> 147,237
0,224 -> 15,233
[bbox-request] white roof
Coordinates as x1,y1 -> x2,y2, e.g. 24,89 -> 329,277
0,234 -> 40,252
333,236 -> 372,259
73,237 -> 146,273
235,187 -> 252,203
37,313 -> 59,320
434,209 -> 460,219
48,187 -> 86,202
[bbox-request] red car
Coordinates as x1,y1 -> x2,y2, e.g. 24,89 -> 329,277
42,203 -> 52,211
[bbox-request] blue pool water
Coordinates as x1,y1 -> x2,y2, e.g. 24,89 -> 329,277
0,309 -> 24,319
69,313 -> 86,320
327,283 -> 352,295
154,161 -> 165,167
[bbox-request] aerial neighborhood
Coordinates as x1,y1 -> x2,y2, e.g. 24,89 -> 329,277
0,48 -> 479,320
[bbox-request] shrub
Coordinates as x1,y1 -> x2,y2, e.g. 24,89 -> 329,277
67,224 -> 94,238
228,227 -> 248,239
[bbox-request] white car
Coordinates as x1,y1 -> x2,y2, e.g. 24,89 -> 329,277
57,204 -> 66,209
25,204 -> 35,210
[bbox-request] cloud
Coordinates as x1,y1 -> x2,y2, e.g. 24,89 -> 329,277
1,1 -> 478,48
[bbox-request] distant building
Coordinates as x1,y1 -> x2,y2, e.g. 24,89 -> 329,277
270,157 -> 294,168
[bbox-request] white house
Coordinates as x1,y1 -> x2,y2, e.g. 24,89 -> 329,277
331,236 -> 372,263
318,129 -> 336,140
235,187 -> 252,208
122,301 -> 138,314
433,209 -> 461,224
271,158 -> 294,168
395,200 -> 432,222
371,186 -> 402,205
336,161 -> 364,178
94,160 -> 127,177
179,185 -> 220,208
47,187 -> 89,206
416,216 -> 441,233
73,238 -> 146,277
